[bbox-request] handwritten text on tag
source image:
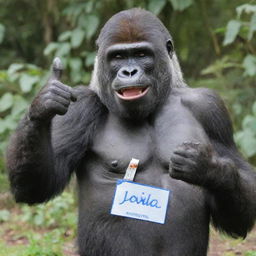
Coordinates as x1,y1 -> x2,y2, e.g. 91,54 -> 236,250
111,180 -> 170,224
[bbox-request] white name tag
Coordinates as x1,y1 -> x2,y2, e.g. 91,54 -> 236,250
111,179 -> 170,224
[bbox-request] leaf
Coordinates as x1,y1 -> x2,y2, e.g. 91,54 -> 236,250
243,54 -> 256,77
7,63 -> 24,76
58,31 -> 72,42
169,0 -> 193,11
19,74 -> 39,93
242,115 -> 255,130
43,42 -> 59,56
242,115 -> 256,130
71,28 -> 85,48
232,103 -> 242,116
0,93 -> 14,112
0,23 -> 5,44
11,95 -> 29,117
248,13 -> 256,41
0,119 -> 7,134
85,15 -> 99,39
1,115 -> 17,131
239,129 -> 256,157
148,0 -> 166,15
236,4 -> 256,18
85,51 -> 96,67
0,210 -> 10,222
223,20 -> 241,46
252,101 -> 256,117
69,58 -> 83,83
55,42 -> 71,57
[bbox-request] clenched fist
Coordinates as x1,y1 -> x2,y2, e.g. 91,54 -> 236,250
29,57 -> 77,122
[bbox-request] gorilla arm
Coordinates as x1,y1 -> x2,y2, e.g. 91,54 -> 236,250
7,87 -> 104,204
170,88 -> 256,238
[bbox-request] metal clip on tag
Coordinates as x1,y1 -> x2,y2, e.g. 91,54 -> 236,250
123,158 -> 139,181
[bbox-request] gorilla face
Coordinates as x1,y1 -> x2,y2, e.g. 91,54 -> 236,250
93,9 -> 177,120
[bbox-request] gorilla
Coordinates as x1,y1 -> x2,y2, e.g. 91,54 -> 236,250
7,8 -> 256,256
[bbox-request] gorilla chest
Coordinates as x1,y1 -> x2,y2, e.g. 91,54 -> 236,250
91,106 -> 208,178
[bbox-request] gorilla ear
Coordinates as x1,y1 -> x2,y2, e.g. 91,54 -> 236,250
166,39 -> 174,57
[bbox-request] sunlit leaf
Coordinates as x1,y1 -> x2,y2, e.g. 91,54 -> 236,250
85,51 -> 96,67
236,4 -> 256,18
169,0 -> 193,11
19,74 -> 39,93
0,210 -> 10,222
7,63 -> 24,76
3,115 -> 17,131
58,31 -> 72,42
243,54 -> 256,77
0,93 -> 14,112
55,43 -> 71,57
252,102 -> 256,117
242,115 -> 256,130
71,28 -> 85,48
11,95 -> 29,117
239,129 -> 256,157
44,42 -> 59,56
85,15 -> 99,39
0,23 -> 5,44
248,13 -> 256,40
223,20 -> 241,46
148,0 -> 166,15
232,103 -> 242,116
69,57 -> 83,83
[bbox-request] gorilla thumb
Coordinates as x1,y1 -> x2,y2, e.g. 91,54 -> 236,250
52,57 -> 63,81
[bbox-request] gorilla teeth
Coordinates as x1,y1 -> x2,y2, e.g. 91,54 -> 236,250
116,86 -> 149,100
122,88 -> 143,97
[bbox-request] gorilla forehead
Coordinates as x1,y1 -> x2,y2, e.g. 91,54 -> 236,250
96,8 -> 173,49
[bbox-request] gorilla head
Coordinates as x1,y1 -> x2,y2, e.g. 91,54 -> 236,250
90,8 -> 184,119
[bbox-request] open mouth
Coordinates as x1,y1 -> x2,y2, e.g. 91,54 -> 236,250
115,86 -> 149,101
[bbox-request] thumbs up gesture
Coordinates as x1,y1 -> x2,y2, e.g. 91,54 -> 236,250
29,57 -> 77,122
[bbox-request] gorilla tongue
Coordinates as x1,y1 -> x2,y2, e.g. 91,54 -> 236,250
122,88 -> 143,97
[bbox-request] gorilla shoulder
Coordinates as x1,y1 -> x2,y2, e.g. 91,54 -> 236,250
179,87 -> 234,145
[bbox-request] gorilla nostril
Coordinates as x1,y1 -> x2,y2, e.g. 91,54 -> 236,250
122,70 -> 130,77
120,68 -> 139,78
131,69 -> 138,76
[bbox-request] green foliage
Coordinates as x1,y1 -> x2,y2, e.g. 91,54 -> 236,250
245,252 -> 256,256
19,191 -> 76,228
148,0 -> 166,15
243,54 -> 256,76
223,4 -> 256,45
0,63 -> 46,178
235,102 -> 256,159
169,0 -> 193,11
0,23 -> 5,44
0,230 -> 65,256
0,209 -> 11,222
223,20 -> 241,46
0,190 -> 76,256
20,230 -> 64,256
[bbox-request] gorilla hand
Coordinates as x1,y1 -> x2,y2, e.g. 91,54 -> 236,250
169,142 -> 217,186
29,57 -> 77,122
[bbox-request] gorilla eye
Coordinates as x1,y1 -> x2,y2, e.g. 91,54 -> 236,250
114,53 -> 123,59
135,52 -> 146,57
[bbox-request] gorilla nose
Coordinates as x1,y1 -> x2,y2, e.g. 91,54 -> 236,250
118,67 -> 138,78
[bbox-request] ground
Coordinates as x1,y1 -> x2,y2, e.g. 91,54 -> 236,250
209,227 -> 256,256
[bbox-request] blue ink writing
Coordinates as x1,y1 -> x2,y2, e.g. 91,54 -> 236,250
119,191 -> 161,208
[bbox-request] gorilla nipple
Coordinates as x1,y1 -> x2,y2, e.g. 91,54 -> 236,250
111,160 -> 118,168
